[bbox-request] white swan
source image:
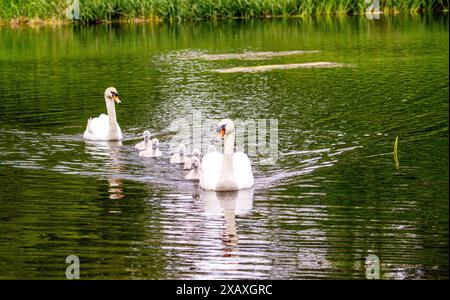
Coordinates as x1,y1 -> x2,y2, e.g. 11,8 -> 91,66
139,138 -> 162,158
199,119 -> 254,191
185,156 -> 201,181
183,148 -> 201,169
170,143 -> 189,164
135,130 -> 151,150
150,138 -> 162,157
83,87 -> 123,141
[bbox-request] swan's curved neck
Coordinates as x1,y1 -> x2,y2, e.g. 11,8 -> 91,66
105,99 -> 119,139
223,132 -> 235,157
217,132 -> 238,191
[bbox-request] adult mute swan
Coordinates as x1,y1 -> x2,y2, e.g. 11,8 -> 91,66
139,138 -> 162,158
199,119 -> 254,191
83,87 -> 123,141
135,130 -> 151,150
185,156 -> 201,181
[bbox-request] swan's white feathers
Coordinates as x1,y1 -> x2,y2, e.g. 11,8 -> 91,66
233,152 -> 254,190
153,149 -> 162,157
135,139 -> 150,151
83,87 -> 122,141
135,131 -> 151,150
200,152 -> 253,190
199,119 -> 254,191
83,114 -> 122,141
185,157 -> 201,181
139,146 -> 162,158
170,153 -> 190,164
84,114 -> 110,140
199,151 -> 223,190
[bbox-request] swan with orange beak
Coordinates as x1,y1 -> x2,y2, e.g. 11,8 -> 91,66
199,119 -> 254,191
83,87 -> 123,141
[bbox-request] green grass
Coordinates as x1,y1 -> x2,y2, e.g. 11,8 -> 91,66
0,0 -> 448,23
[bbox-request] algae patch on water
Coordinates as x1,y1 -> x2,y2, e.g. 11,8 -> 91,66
192,50 -> 319,61
213,62 -> 351,73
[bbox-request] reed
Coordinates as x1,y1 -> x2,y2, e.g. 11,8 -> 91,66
393,135 -> 399,169
0,0 -> 448,24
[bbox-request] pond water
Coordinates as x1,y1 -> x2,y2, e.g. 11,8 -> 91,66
0,15 -> 448,279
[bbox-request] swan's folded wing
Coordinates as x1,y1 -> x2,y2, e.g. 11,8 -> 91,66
200,152 -> 223,190
233,152 -> 254,189
135,141 -> 145,150
154,149 -> 162,157
84,114 -> 109,140
135,140 -> 151,151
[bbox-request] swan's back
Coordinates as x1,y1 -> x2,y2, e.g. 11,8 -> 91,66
139,148 -> 151,157
170,154 -> 190,164
199,151 -> 223,190
233,152 -> 254,190
200,151 -> 254,190
83,114 -> 109,140
83,114 -> 122,141
153,149 -> 162,157
135,140 -> 150,151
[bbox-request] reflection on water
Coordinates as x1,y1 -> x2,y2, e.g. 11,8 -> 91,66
201,189 -> 254,248
108,178 -> 125,201
0,16 -> 448,279
85,140 -> 127,201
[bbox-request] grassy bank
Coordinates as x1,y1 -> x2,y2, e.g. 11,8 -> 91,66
0,0 -> 448,24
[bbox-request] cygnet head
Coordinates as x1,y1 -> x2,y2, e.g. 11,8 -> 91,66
143,130 -> 151,141
208,145 -> 216,152
191,156 -> 200,169
105,87 -> 121,104
152,138 -> 160,149
178,143 -> 186,156
192,149 -> 201,157
216,119 -> 235,139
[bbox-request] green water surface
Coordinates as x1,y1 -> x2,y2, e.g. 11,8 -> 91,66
0,15 -> 448,279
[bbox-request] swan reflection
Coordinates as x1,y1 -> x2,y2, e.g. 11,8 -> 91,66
200,188 -> 254,249
84,140 -> 125,200
107,177 -> 125,200
84,140 -> 123,154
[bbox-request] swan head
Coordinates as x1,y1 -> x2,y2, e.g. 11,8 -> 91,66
143,130 -> 151,141
105,87 -> 121,104
216,119 -> 235,139
178,143 -> 186,156
192,149 -> 201,157
152,138 -> 159,149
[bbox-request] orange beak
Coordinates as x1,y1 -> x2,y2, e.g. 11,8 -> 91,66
219,127 -> 225,138
113,95 -> 121,103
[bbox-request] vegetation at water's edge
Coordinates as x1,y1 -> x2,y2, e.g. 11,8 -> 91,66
0,0 -> 448,24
